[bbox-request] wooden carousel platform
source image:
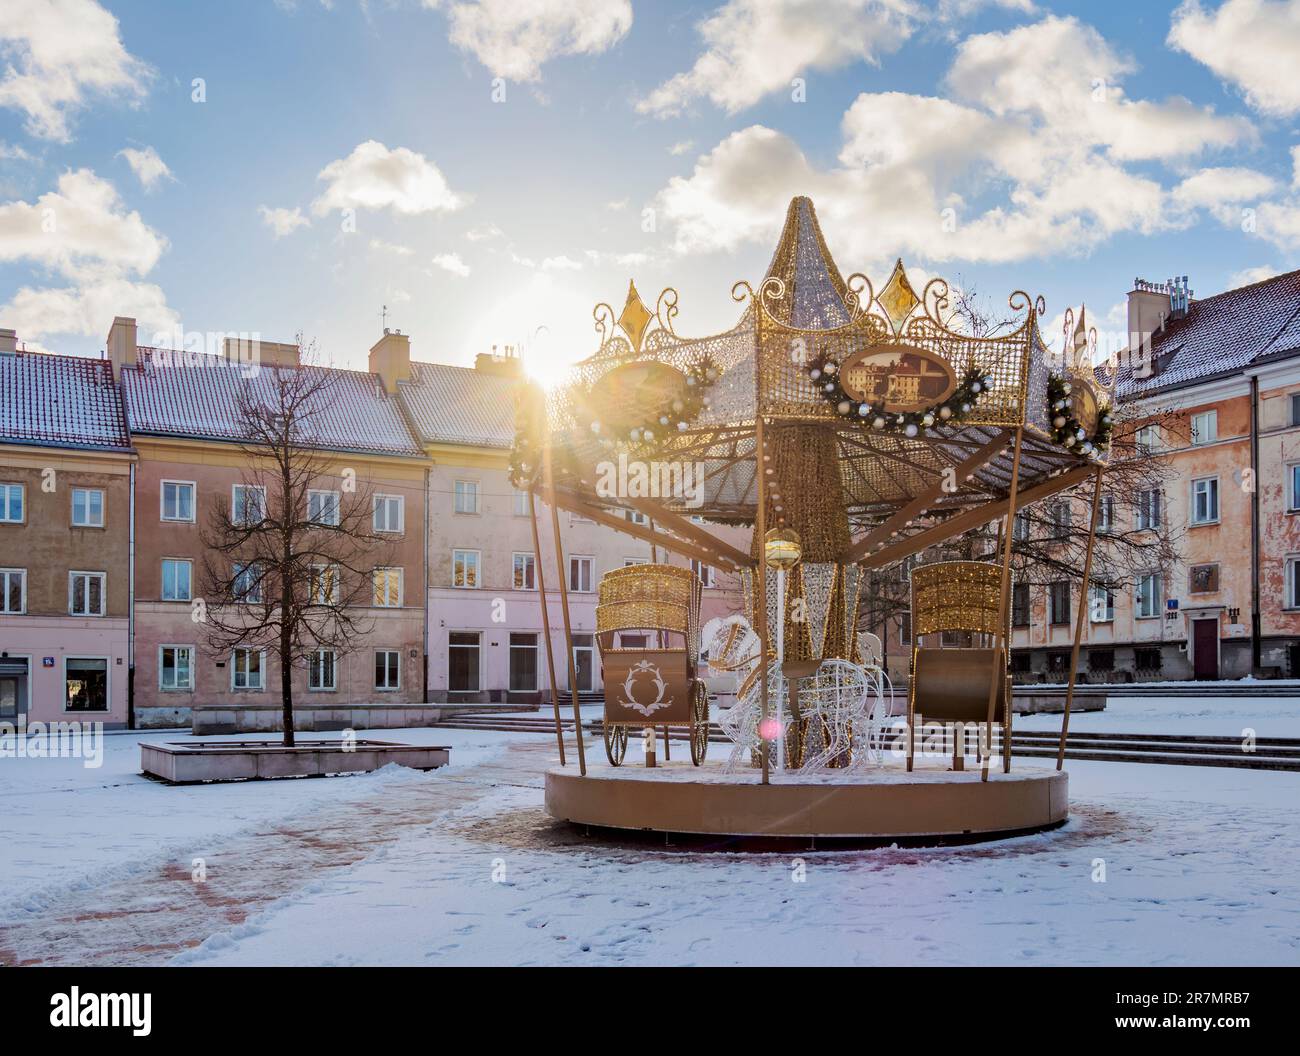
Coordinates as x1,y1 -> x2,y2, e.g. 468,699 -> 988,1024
545,759 -> 1068,840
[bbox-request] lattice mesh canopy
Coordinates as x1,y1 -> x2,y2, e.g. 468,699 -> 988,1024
910,561 -> 1004,638
596,564 -> 702,662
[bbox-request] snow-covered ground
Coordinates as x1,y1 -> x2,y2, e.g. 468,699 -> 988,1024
1016,694 -> 1300,737
1,704 -> 1297,967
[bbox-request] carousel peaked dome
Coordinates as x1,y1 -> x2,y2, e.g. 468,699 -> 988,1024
761,196 -> 852,331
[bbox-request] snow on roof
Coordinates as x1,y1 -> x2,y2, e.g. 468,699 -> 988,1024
122,349 -> 425,457
397,361 -> 518,448
0,350 -> 131,451
1118,269 -> 1300,399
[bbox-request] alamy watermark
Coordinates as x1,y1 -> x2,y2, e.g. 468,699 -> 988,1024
0,715 -> 104,768
594,453 -> 706,509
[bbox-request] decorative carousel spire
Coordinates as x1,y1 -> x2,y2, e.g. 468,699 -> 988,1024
761,196 -> 851,330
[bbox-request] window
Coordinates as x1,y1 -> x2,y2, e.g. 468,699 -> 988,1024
1136,573 -> 1161,619
232,648 -> 264,690
233,562 -> 263,603
372,567 -> 403,607
899,611 -> 911,646
232,484 -> 266,526
448,633 -> 480,691
452,549 -> 480,588
1011,582 -> 1030,627
1191,477 -> 1219,525
71,487 -> 104,527
1012,512 -> 1031,542
309,564 -> 339,604
509,632 -> 538,692
308,649 -> 337,691
1049,581 -> 1071,625
0,568 -> 26,613
1098,494 -> 1114,532
69,571 -> 105,616
1190,410 -> 1217,445
627,509 -> 648,526
691,559 -> 714,587
0,483 -> 24,523
161,480 -> 194,522
624,557 -> 648,567
1088,648 -> 1114,673
161,559 -> 192,601
159,646 -> 194,691
1089,584 -> 1114,622
1047,502 -> 1071,539
453,480 -> 480,514
65,658 -> 107,712
513,488 -> 530,517
374,649 -> 401,690
1287,556 -> 1300,609
1189,564 -> 1220,594
569,556 -> 594,593
373,494 -> 404,533
1010,652 -> 1032,674
1136,489 -> 1162,531
308,489 -> 340,526
1135,424 -> 1162,453
511,553 -> 536,591
1289,464 -> 1300,512
1291,392 -> 1300,427
1134,646 -> 1163,672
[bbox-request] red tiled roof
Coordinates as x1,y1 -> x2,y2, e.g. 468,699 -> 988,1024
122,350 -> 424,457
1118,269 -> 1300,399
0,350 -> 131,450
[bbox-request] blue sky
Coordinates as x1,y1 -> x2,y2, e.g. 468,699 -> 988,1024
2,0 -> 1299,383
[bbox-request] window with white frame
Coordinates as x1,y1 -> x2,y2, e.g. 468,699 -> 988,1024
159,646 -> 194,690
1136,489 -> 1162,531
512,552 -> 536,590
1291,392 -> 1300,427
1288,556 -> 1300,609
233,562 -> 262,603
0,483 -> 24,523
161,558 -> 192,601
1012,511 -> 1031,542
1289,463 -> 1300,512
373,494 -> 404,533
1190,410 -> 1217,445
452,549 -> 480,588
161,480 -> 194,522
509,632 -> 538,692
1047,502 -> 1071,539
899,611 -> 911,646
232,484 -> 266,526
69,571 -> 105,616
690,559 -> 714,587
448,633 -> 479,692
627,509 -> 648,526
308,489 -> 340,526
1136,573 -> 1161,619
308,649 -> 337,691
453,480 -> 480,514
232,648 -> 264,690
372,567 -> 403,607
1,568 -> 26,613
1191,476 -> 1219,525
71,487 -> 104,527
374,649 -> 401,690
512,488 -> 530,517
1098,494 -> 1114,532
569,556 -> 593,593
309,564 -> 339,605
624,557 -> 648,567
1135,424 -> 1162,453
1089,584 -> 1115,622
1049,581 -> 1071,625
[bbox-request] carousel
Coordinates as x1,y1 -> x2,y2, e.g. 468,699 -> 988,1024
516,197 -> 1113,841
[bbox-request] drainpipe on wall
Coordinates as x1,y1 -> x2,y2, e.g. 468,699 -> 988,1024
423,465 -> 430,703
127,459 -> 136,729
1250,375 -> 1262,673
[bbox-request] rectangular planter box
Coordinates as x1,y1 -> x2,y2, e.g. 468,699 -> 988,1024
140,739 -> 450,784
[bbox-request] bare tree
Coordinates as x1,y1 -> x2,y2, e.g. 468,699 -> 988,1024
201,343 -> 394,746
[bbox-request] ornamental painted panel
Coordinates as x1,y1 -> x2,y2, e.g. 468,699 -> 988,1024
840,344 -> 957,413
602,649 -> 692,724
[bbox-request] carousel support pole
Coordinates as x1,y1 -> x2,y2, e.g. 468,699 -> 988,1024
649,522 -> 669,760
775,564 -> 787,772
544,466 -> 587,777
983,426 -> 1024,782
755,416 -> 771,785
1059,465 -> 1105,771
528,488 -> 566,766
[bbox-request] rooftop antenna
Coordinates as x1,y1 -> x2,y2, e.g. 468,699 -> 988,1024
380,304 -> 389,333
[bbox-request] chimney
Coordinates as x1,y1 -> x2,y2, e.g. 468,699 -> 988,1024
0,328 -> 16,354
107,316 -> 138,374
475,343 -> 521,377
1126,279 -> 1171,377
223,337 -> 300,371
369,328 -> 411,391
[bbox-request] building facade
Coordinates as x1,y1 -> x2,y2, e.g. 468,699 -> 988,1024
1011,272 -> 1300,681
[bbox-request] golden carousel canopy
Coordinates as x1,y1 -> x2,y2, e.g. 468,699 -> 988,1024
513,196 -> 1113,574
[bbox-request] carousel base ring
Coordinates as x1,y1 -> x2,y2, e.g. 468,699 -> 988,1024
545,761 -> 1067,842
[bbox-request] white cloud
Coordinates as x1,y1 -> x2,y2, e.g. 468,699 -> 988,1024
312,140 -> 464,217
117,145 -> 172,191
258,205 -> 310,239
465,223 -> 504,242
655,17 -> 1257,267
431,252 -> 471,277
637,0 -> 915,117
541,254 -> 582,271
370,238 -> 414,255
0,0 -> 151,142
1169,0 -> 1300,117
668,140 -> 694,156
1172,167 -> 1276,218
3,272 -> 178,351
1229,264 -> 1281,288
426,0 -> 632,81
